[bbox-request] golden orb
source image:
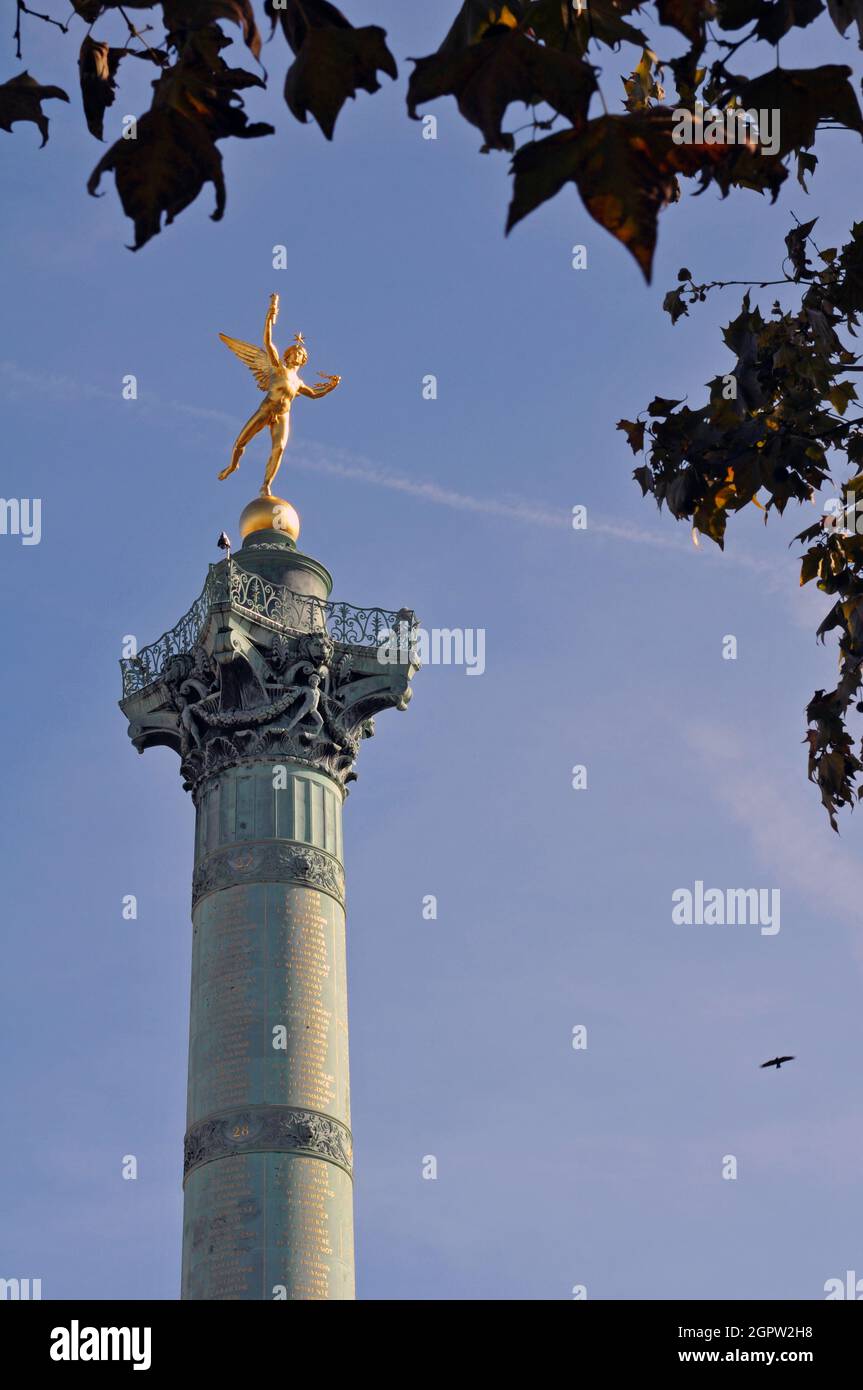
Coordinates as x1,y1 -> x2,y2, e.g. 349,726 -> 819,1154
239,495 -> 300,543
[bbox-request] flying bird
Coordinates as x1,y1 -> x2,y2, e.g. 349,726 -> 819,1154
760,1055 -> 795,1069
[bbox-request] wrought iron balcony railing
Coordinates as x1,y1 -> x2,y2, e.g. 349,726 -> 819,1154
120,562 -> 415,697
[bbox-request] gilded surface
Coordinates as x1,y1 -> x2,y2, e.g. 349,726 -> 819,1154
218,294 -> 341,497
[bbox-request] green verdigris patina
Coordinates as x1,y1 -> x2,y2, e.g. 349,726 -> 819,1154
119,527 -> 418,1299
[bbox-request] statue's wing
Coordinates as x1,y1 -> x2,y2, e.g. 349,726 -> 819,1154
219,334 -> 274,392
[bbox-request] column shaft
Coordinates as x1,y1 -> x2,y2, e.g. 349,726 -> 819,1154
181,760 -> 354,1300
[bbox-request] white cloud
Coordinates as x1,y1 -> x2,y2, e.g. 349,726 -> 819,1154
686,720 -> 863,953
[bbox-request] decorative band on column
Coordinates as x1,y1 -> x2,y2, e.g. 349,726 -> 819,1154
184,1105 -> 354,1182
192,840 -> 345,908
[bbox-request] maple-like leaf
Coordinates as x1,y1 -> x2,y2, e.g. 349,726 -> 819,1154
73,1 -> 262,57
715,0 -> 760,27
755,0 -> 824,43
162,0 -> 262,59
86,21 -> 273,246
437,0 -> 525,53
0,71 -> 69,146
527,0 -> 646,50
662,285 -> 690,322
826,0 -> 863,45
656,0 -> 715,44
88,107 -> 226,249
407,27 -> 597,152
266,0 -> 396,140
507,110 -> 739,281
153,23 -> 273,140
734,65 -> 863,156
616,418 -> 646,452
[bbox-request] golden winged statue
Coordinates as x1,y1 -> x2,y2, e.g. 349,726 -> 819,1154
218,293 -> 341,497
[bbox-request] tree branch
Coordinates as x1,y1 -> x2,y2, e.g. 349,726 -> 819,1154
14,0 -> 69,59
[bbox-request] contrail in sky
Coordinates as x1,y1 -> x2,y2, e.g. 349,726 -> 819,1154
0,359 -> 786,573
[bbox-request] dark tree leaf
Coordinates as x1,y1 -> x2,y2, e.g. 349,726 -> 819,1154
433,0 -> 525,54
162,0 -> 262,59
647,395 -> 684,415
525,0 -> 646,51
734,66 -> 863,156
715,0 -> 762,27
79,39 -> 124,141
88,107 -> 225,249
153,23 -> 273,140
663,285 -> 690,322
668,41 -> 707,109
826,0 -> 863,45
755,0 -> 824,44
284,28 -> 397,139
71,0 -> 258,53
79,38 -> 163,141
633,463 -> 654,493
785,216 -> 818,279
0,71 -> 69,146
835,221 -> 863,316
666,467 -> 702,517
828,379 -> 858,414
71,0 -> 158,19
624,206 -> 863,822
797,149 -> 818,190
507,111 -> 742,281
407,27 -> 597,152
800,548 -> 822,586
266,0 -> 396,139
656,0 -> 714,44
617,417 -> 646,452
695,144 -> 788,202
86,19 -> 271,245
571,0 -> 647,48
74,1 -> 261,57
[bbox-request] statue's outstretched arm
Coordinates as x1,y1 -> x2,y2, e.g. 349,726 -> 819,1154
263,293 -> 280,368
299,373 -> 341,399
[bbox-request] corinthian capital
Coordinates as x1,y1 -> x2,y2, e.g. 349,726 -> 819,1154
120,556 -> 419,796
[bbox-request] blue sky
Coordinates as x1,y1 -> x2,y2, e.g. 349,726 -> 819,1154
2,4 -> 863,1299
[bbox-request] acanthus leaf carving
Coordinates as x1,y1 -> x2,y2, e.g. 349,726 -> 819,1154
120,567 -> 417,793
